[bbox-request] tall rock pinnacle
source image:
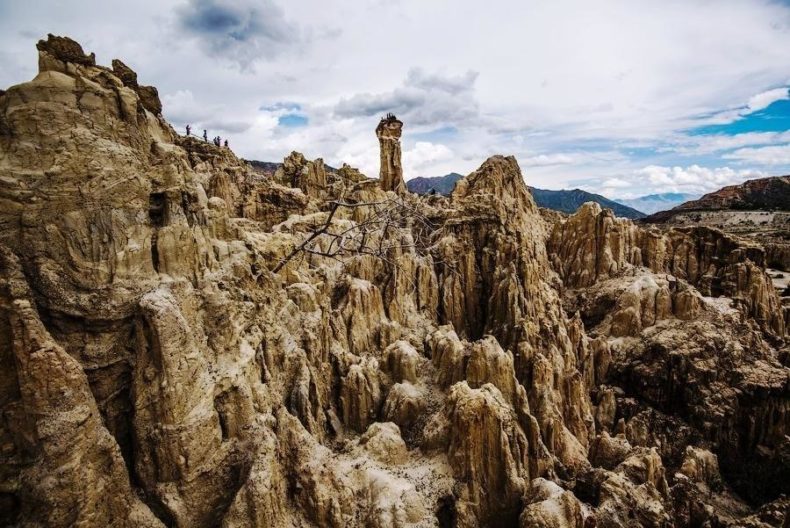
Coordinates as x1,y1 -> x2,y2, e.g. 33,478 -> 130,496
376,113 -> 406,193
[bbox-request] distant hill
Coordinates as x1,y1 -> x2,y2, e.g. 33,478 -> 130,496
246,160 -> 281,176
616,193 -> 698,215
529,188 -> 645,219
406,173 -> 646,219
246,159 -> 338,177
645,175 -> 790,222
406,173 -> 464,195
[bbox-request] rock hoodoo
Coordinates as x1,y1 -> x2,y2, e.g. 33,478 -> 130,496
0,35 -> 787,528
376,113 -> 406,193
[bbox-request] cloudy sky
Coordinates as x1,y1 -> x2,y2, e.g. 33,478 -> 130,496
2,0 -> 790,198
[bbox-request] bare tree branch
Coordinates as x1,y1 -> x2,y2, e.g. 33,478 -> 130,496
272,197 -> 437,274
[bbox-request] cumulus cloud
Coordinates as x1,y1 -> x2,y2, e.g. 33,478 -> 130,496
333,68 -> 479,126
724,143 -> 790,165
403,141 -> 454,175
636,165 -> 764,194
574,161 -> 774,200
175,0 -> 304,66
162,89 -> 254,134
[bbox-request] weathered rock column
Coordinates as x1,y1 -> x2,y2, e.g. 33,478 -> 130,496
376,114 -> 406,193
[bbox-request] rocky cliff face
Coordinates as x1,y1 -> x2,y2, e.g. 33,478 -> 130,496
0,35 -> 787,528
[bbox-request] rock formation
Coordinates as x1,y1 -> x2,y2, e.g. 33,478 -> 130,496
0,35 -> 787,528
648,175 -> 790,216
642,175 -> 790,274
376,113 -> 406,193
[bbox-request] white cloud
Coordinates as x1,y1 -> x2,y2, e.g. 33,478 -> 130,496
745,87 -> 789,113
661,130 -> 790,156
572,162 -> 773,199
403,142 -> 454,176
602,177 -> 631,188
333,68 -> 479,127
161,90 -> 199,122
162,89 -> 259,135
520,153 -> 574,167
636,164 -> 764,195
724,143 -> 790,165
690,85 -> 790,128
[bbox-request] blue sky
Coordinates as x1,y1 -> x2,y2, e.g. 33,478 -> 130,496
1,0 -> 790,198
691,98 -> 790,135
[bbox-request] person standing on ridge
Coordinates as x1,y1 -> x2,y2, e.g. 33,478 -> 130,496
186,124 -> 191,136
203,129 -> 208,142
224,139 -> 228,148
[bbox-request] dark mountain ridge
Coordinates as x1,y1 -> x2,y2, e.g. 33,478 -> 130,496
528,187 -> 645,219
405,172 -> 646,219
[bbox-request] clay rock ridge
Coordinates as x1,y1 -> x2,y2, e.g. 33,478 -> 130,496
0,35 -> 788,528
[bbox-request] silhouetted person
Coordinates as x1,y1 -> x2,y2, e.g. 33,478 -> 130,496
224,139 -> 228,148
186,124 -> 191,136
429,189 -> 437,195
203,129 -> 208,142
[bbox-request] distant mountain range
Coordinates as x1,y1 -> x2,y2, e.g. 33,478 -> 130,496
615,193 -> 698,215
405,173 -> 646,219
529,188 -> 645,219
246,159 -> 338,176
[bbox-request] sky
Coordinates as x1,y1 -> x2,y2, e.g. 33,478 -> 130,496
2,0 -> 790,199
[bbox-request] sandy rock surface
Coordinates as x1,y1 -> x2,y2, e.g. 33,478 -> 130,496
0,35 -> 788,527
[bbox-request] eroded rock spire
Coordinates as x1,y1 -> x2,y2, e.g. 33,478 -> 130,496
376,113 -> 406,193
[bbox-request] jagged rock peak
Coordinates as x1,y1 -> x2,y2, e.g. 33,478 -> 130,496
36,33 -> 96,67
451,154 -> 539,220
111,58 -> 138,87
34,34 -> 162,115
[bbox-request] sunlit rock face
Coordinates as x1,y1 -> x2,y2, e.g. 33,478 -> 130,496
0,34 -> 787,528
